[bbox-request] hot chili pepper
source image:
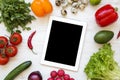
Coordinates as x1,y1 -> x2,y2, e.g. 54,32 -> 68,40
27,31 -> 37,54
117,30 -> 120,39
95,4 -> 118,27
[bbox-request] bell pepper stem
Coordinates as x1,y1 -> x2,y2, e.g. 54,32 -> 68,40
114,7 -> 118,11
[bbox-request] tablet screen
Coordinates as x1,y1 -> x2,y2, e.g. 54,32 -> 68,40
45,20 -> 83,66
41,16 -> 87,71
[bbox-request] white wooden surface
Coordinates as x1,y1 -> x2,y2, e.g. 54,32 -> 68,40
0,0 -> 120,80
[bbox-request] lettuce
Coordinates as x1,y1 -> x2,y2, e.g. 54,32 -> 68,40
84,43 -> 120,80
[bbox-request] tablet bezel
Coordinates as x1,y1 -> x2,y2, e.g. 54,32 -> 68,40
41,16 -> 87,71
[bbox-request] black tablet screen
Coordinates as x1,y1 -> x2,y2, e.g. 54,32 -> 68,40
45,20 -> 83,66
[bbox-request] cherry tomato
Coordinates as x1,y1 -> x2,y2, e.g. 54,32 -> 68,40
10,33 -> 22,45
5,45 -> 18,57
0,54 -> 9,65
0,36 -> 8,48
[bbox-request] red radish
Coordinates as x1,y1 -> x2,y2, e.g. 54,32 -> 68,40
50,70 -> 58,78
55,77 -> 62,80
70,78 -> 75,80
63,74 -> 70,80
47,69 -> 75,80
57,69 -> 65,77
47,77 -> 54,80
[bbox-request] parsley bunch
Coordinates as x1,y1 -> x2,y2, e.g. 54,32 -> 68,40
0,0 -> 35,34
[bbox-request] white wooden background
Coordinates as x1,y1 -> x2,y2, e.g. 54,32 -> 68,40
0,0 -> 120,80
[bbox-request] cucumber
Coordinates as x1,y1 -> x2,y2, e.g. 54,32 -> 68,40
4,61 -> 32,80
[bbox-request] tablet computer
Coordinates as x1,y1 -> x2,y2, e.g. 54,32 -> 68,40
41,16 -> 87,71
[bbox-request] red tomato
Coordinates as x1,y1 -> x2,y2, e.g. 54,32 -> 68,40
0,36 -> 8,48
0,54 -> 9,65
10,33 -> 22,45
5,45 -> 18,57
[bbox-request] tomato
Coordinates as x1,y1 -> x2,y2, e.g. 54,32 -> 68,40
10,33 -> 22,45
0,54 -> 9,65
0,36 -> 8,48
5,45 -> 18,57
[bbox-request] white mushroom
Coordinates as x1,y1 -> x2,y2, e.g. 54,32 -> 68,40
79,3 -> 86,10
61,8 -> 67,16
71,7 -> 78,14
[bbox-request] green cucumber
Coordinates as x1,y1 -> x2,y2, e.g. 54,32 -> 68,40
4,61 -> 32,80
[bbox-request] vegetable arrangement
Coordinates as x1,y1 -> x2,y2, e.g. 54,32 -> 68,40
47,69 -> 75,80
0,32 -> 22,65
0,0 -> 119,80
84,43 -> 120,80
84,3 -> 120,80
0,0 -> 35,34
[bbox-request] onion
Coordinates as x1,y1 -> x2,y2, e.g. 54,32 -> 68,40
28,71 -> 42,80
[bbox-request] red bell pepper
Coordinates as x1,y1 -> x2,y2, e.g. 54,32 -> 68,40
95,4 -> 118,27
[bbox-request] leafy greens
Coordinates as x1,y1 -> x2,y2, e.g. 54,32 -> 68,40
84,43 -> 120,80
0,0 -> 36,34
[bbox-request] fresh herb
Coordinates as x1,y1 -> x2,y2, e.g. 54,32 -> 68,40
84,43 -> 120,80
0,0 -> 36,34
